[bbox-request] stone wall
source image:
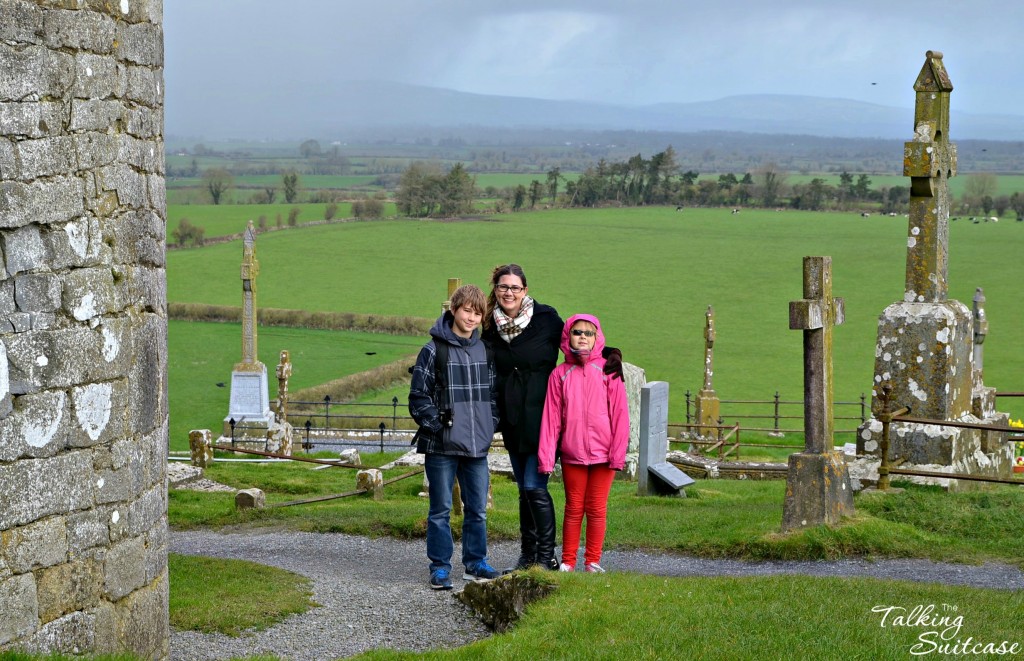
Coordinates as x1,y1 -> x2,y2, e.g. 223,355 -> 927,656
0,1 -> 168,657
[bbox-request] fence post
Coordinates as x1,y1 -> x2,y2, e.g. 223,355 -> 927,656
773,391 -> 781,435
685,389 -> 692,425
716,416 -> 724,459
379,422 -> 386,453
323,395 -> 331,428
392,396 -> 399,430
303,419 -> 312,451
860,392 -> 867,424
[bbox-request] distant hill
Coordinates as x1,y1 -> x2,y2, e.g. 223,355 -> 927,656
166,80 -> 1024,142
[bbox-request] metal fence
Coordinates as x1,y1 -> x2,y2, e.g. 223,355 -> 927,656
681,389 -> 869,435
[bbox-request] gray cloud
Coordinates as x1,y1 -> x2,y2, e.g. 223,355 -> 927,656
165,0 -> 1022,131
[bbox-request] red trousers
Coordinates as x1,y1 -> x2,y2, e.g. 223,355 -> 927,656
560,463 -> 615,567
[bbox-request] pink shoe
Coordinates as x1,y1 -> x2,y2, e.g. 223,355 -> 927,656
585,562 -> 606,573
558,563 -> 575,572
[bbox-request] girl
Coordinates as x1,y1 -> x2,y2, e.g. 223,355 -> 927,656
537,314 -> 629,573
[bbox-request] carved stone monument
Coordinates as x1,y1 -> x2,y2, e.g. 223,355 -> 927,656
694,305 -> 721,438
224,221 -> 274,439
854,52 -> 1012,485
275,349 -> 292,422
782,256 -> 854,531
638,382 -> 694,496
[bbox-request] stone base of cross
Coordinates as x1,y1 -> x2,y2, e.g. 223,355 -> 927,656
781,451 -> 854,530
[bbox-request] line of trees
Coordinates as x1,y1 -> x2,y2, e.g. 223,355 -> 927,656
394,162 -> 475,217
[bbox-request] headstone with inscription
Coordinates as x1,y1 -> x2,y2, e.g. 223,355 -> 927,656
853,52 -> 1012,486
224,221 -> 274,439
638,381 -> 694,496
781,256 -> 854,531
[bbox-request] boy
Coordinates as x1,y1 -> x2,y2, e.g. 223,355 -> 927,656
409,284 -> 501,590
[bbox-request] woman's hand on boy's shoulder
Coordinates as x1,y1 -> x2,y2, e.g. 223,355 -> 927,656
602,346 -> 624,381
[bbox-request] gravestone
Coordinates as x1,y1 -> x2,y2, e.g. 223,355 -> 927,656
189,429 -> 214,468
223,221 -> 274,440
781,256 -> 854,530
622,361 -> 646,454
694,305 -> 721,438
854,52 -> 1012,486
638,381 -> 694,496
0,3 -> 168,657
275,349 -> 292,422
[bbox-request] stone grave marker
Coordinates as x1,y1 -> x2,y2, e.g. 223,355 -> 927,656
638,381 -> 694,496
781,256 -> 854,530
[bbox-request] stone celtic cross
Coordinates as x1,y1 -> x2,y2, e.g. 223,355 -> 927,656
238,220 -> 261,369
903,50 -> 957,304
789,256 -> 845,454
702,305 -> 715,391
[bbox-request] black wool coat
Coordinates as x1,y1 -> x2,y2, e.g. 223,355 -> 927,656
482,302 -> 563,455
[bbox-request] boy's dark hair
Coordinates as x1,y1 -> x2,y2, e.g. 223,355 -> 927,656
450,284 -> 486,315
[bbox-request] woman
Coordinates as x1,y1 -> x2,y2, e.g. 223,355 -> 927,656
483,264 -> 622,571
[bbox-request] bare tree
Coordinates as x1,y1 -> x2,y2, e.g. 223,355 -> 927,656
202,168 -> 233,205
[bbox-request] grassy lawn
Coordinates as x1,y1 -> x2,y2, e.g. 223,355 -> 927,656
167,320 -> 422,451
166,207 -> 1024,427
169,458 -> 1024,566
163,456 -> 1024,658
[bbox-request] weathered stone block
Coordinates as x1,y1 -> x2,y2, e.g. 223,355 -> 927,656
0,137 -> 16,180
15,273 -> 62,313
0,452 -> 94,529
98,163 -> 147,209
125,483 -> 164,538
0,0 -> 44,44
0,102 -> 42,138
115,21 -> 163,68
189,429 -> 213,467
4,327 -> 125,392
0,176 -> 85,229
103,535 -> 146,600
35,557 -> 102,623
357,468 -> 384,500
73,53 -> 118,100
15,136 -> 77,179
2,224 -> 48,275
457,573 -> 556,633
0,573 -> 38,646
0,44 -> 74,101
106,570 -> 168,659
66,510 -> 109,555
62,266 -> 118,322
44,216 -> 104,271
74,132 -> 118,171
0,389 -> 70,460
123,66 -> 159,107
70,380 -> 126,447
781,451 -> 854,531
42,8 -> 115,53
125,314 -> 165,436
870,300 -> 972,421
16,611 -> 96,656
235,488 -> 265,510
124,105 -> 162,139
339,448 -> 361,466
142,518 -> 167,584
1,515 -> 67,573
69,98 -> 123,132
110,210 -> 164,268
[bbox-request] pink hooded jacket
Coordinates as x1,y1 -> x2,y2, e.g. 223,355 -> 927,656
537,313 -> 629,473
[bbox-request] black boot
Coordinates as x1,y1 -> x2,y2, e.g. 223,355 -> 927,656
527,488 -> 559,570
513,490 -> 538,571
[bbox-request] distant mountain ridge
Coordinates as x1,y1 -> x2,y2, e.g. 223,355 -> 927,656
167,79 -> 1024,142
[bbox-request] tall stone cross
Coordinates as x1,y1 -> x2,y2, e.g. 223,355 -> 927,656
782,255 -> 854,531
443,277 -> 462,312
788,256 -> 844,454
702,305 -> 715,391
695,305 -> 720,438
972,287 -> 988,382
903,50 -> 956,304
237,220 -> 261,369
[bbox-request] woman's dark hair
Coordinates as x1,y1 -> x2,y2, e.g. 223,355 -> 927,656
484,263 -> 527,329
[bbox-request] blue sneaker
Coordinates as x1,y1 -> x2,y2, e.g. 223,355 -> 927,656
430,568 -> 453,590
464,561 -> 501,582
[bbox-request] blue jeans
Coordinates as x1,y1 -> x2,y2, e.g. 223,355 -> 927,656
424,453 -> 491,573
509,452 -> 550,491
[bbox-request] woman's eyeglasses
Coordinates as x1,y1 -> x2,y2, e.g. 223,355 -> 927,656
495,284 -> 524,293
571,329 -> 596,337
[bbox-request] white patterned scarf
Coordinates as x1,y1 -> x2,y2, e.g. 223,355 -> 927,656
494,295 -> 534,343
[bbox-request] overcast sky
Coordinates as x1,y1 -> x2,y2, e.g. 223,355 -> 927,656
164,1 -> 1021,116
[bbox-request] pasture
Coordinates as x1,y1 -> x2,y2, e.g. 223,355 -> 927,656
166,206 -> 1024,443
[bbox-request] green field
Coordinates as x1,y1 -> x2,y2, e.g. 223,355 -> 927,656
166,207 -> 1024,434
165,202 -> 399,240
168,321 -> 422,450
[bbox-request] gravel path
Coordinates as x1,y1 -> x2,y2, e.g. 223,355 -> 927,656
169,529 -> 1024,661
